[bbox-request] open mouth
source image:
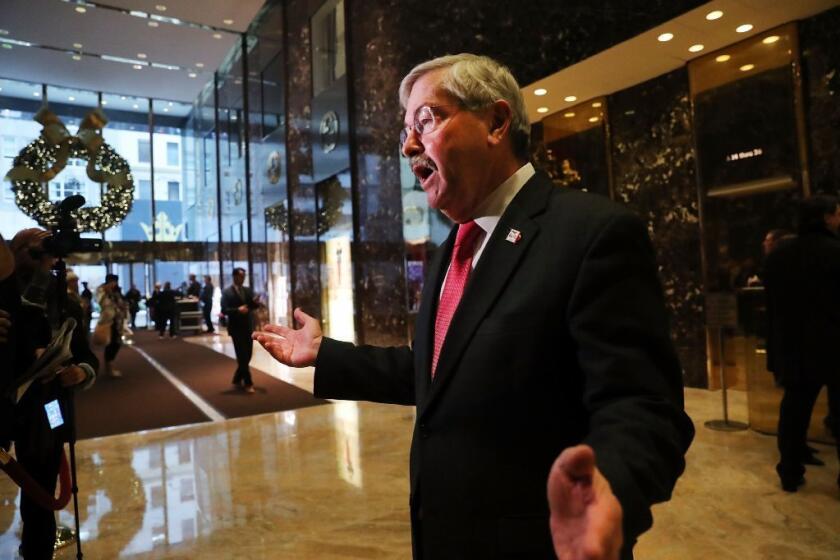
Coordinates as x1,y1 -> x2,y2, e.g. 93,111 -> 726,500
411,158 -> 437,186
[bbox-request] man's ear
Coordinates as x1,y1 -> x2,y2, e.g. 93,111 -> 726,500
487,100 -> 513,146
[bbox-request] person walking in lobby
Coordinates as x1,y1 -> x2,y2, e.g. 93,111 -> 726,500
96,273 -> 127,378
764,194 -> 840,492
222,267 -> 260,394
124,283 -> 141,330
155,282 -> 177,339
200,275 -> 215,333
254,53 -> 693,560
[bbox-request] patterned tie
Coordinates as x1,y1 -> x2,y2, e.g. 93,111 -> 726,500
432,220 -> 482,377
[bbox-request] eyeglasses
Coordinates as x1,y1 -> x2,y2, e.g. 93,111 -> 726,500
399,105 -> 459,151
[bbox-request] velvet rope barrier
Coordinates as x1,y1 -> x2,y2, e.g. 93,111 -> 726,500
0,446 -> 72,511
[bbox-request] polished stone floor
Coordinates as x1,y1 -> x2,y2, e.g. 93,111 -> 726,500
0,339 -> 838,559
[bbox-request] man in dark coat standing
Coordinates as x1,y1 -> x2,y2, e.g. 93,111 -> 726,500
255,54 -> 693,559
200,275 -> 215,333
221,268 -> 260,393
764,194 -> 840,492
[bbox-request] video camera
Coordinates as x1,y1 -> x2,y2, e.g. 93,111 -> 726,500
42,195 -> 103,258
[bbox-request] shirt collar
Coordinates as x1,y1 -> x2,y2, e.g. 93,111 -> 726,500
472,162 -> 535,234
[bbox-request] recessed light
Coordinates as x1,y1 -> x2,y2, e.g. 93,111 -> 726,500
75,7 -> 86,13
148,21 -> 159,27
168,102 -> 173,106
736,24 -> 753,33
163,107 -> 169,112
564,95 -> 577,102
715,54 -> 731,62
72,54 -> 81,61
133,104 -> 139,109
68,96 -> 75,101
536,107 -> 549,114
658,32 -> 674,42
564,112 -> 575,118
133,64 -> 143,70
101,100 -> 107,105
137,53 -> 147,59
689,44 -> 704,53
155,4 -> 167,11
763,35 -> 780,44
534,88 -> 547,96
706,10 -> 724,21
740,64 -> 755,72
213,33 -> 222,39
188,72 -> 197,78
591,102 -> 602,108
588,117 -> 599,123
120,96 -> 127,100
73,42 -> 83,49
33,91 -> 40,97
195,62 -> 204,68
223,19 -> 234,25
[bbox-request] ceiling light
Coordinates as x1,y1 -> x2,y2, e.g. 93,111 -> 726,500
188,72 -> 197,78
101,100 -> 107,105
133,104 -> 139,109
591,102 -> 602,108
536,107 -> 549,114
588,117 -> 599,123
564,112 -> 575,118
73,42 -> 83,49
763,35 -> 780,44
195,62 -> 204,68
0,87 -> 3,92
736,24 -> 753,33
689,44 -> 704,53
0,30 -> 8,36
163,107 -> 169,112
213,33 -> 222,39
534,88 -> 547,96
120,96 -> 127,100
137,53 -> 147,59
740,64 -> 755,72
564,95 -> 577,102
168,102 -> 173,106
68,96 -> 75,101
706,10 -> 724,21
657,32 -> 674,42
223,19 -> 234,25
148,21 -> 159,27
155,4 -> 167,11
133,64 -> 143,70
715,54 -> 731,62
72,54 -> 81,60
75,7 -> 86,13
33,91 -> 40,97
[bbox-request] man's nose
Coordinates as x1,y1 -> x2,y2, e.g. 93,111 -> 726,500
401,128 -> 423,158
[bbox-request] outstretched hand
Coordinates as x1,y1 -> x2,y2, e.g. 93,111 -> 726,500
548,445 -> 623,560
252,308 -> 322,367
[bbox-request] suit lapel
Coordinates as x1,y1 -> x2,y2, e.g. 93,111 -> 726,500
418,173 -> 553,419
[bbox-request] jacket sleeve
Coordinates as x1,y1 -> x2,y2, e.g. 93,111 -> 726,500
313,337 -> 416,405
568,211 -> 694,545
220,289 -> 238,317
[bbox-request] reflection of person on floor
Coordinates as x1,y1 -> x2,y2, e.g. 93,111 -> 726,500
255,54 -> 693,559
221,268 -> 260,394
97,274 -> 127,378
200,275 -> 215,333
156,282 -> 177,339
3,228 -> 97,558
764,195 -> 840,492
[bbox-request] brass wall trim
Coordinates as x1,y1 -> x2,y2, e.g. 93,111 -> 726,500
706,175 -> 796,198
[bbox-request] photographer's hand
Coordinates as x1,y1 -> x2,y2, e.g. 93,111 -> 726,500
57,365 -> 87,388
0,309 -> 10,344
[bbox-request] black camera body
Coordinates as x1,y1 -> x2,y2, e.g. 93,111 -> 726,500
42,195 -> 103,258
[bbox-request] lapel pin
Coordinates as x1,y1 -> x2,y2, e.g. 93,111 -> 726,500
505,228 -> 522,244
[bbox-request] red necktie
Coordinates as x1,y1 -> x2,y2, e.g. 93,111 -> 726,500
432,221 -> 482,377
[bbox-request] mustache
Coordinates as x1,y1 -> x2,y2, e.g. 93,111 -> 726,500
410,155 -> 437,170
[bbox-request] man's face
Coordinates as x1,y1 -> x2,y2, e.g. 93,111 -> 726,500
825,205 -> 840,234
234,271 -> 246,286
401,69 -> 496,223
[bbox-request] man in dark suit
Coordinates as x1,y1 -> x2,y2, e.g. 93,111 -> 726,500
200,275 -> 215,333
764,194 -> 840,492
254,53 -> 693,559
222,267 -> 260,393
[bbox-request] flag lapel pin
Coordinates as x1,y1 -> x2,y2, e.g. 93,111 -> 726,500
505,228 -> 522,244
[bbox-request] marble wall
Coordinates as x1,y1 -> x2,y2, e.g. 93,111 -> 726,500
801,6 -> 840,196
608,70 -> 706,388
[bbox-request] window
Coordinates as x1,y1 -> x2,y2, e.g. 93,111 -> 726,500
138,139 -> 151,163
168,181 -> 180,201
139,179 -> 152,199
167,142 -> 179,166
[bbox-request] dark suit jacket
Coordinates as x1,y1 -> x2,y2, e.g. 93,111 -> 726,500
315,171 -> 694,559
764,230 -> 840,386
221,285 -> 258,337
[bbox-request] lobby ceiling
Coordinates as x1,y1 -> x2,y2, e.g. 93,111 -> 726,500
522,0 -> 840,123
0,0 -> 266,104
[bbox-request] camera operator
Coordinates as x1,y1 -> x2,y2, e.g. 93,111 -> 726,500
2,227 -> 97,559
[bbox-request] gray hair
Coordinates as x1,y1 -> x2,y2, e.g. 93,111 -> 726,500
399,54 -> 530,160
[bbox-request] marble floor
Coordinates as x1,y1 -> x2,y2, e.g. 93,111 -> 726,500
0,341 -> 838,559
